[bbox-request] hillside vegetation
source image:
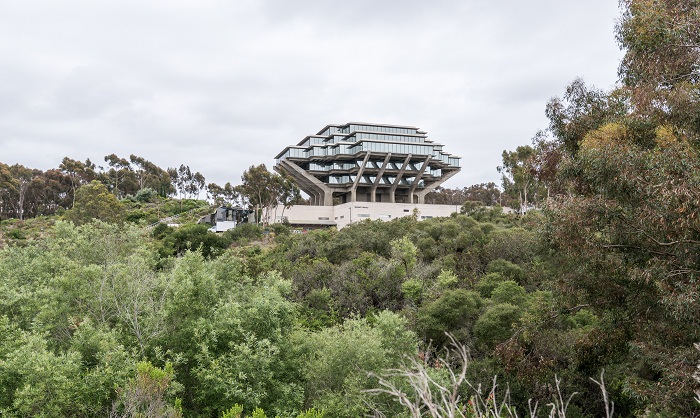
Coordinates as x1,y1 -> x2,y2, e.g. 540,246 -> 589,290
1,1 -> 699,416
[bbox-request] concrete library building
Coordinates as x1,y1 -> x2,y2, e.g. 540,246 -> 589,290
273,122 -> 464,229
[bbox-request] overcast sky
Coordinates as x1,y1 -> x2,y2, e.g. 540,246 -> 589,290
1,1 -> 623,191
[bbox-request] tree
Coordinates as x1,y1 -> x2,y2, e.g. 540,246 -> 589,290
104,154 -> 135,198
237,164 -> 275,225
498,146 -> 539,214
59,157 -> 97,207
424,187 -> 468,205
185,171 -> 205,199
274,173 -> 302,220
128,155 -> 152,191
491,4 -> 700,412
545,78 -> 629,155
109,253 -> 169,353
371,334 -> 614,418
129,155 -> 174,197
617,0 -> 700,139
175,165 -> 191,199
110,362 -> 182,418
303,311 -> 417,416
0,315 -> 136,417
167,167 -> 183,200
528,5 -> 700,408
473,303 -> 522,350
65,180 -> 125,225
40,169 -> 72,213
0,163 -> 13,220
424,185 -> 503,206
206,182 -> 225,206
207,182 -> 241,207
167,164 -> 204,200
416,289 -> 483,348
6,164 -> 42,220
161,223 -> 231,258
528,131 -> 564,203
544,126 -> 700,413
463,182 -> 502,206
237,165 -> 300,226
191,273 -> 303,416
390,236 -> 417,280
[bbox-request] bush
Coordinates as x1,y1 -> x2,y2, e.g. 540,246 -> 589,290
125,210 -> 157,224
490,280 -> 527,306
152,222 -> 174,239
161,223 -> 232,258
8,229 -> 26,240
65,181 -> 125,225
486,259 -> 525,283
224,223 -> 263,243
271,223 -> 290,236
135,188 -> 157,203
473,303 -> 521,349
416,289 -> 483,347
475,272 -> 506,298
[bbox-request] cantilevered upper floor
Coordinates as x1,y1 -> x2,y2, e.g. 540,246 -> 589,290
274,122 -> 461,206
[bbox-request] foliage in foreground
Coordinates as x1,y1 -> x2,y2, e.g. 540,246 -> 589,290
371,335 -> 615,418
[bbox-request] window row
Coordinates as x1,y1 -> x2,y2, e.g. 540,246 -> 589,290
361,142 -> 435,155
337,125 -> 417,135
280,146 -> 459,168
355,133 -> 425,143
310,160 -> 435,172
327,175 -> 425,186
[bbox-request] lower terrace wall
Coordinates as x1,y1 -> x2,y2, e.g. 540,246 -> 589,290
276,202 -> 464,229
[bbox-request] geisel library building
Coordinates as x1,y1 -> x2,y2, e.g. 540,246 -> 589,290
273,122 -> 464,229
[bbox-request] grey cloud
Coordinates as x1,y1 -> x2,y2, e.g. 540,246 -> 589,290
0,0 -> 623,190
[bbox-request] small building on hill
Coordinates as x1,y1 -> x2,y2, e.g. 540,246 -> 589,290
198,206 -> 255,232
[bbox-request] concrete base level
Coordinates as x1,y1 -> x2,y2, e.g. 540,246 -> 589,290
271,202 -> 463,230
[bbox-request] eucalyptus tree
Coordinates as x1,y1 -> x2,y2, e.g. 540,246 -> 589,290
534,1 -> 700,412
59,157 -> 98,207
104,154 -> 134,198
237,164 -> 301,226
129,155 -> 175,197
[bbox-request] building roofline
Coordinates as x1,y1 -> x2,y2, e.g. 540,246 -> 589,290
340,122 -> 421,130
295,134 -> 327,146
314,122 -> 422,136
315,124 -> 341,135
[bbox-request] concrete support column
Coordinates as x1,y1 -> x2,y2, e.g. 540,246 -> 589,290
351,152 -> 371,202
371,153 -> 392,202
276,160 -> 334,206
415,169 -> 460,204
408,156 -> 432,204
390,154 -> 412,203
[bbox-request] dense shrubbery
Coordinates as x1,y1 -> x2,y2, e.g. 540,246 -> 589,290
0,212 -> 568,417
1,194 -> 698,417
3,1 -> 699,415
5,208 -> 692,416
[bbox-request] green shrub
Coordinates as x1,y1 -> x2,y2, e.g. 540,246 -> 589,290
224,223 -> 263,242
475,272 -> 506,298
490,280 -> 527,306
416,289 -> 483,347
473,303 -> 521,349
135,187 -> 157,203
486,259 -> 525,282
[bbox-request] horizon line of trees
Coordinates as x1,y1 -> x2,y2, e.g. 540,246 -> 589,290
0,154 -> 315,227
1,154 -> 519,224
